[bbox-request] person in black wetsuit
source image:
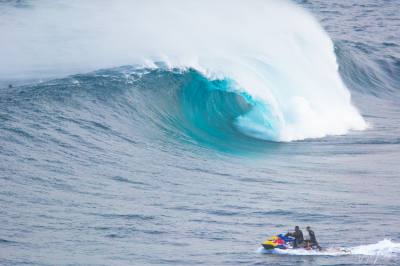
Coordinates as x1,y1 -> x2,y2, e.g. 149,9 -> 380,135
286,226 -> 304,248
305,226 -> 322,250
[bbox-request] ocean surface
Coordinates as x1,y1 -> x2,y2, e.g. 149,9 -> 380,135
1,0 -> 400,265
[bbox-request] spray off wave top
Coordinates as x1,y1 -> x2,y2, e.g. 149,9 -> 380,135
0,0 -> 366,141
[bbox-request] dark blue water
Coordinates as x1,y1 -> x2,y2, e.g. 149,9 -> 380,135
1,0 -> 400,265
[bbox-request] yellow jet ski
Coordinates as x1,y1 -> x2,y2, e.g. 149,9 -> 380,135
262,234 -> 295,250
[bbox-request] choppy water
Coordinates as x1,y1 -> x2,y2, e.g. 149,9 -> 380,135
1,0 -> 400,265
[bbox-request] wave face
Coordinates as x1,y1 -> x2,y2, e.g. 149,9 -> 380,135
0,0 -> 366,142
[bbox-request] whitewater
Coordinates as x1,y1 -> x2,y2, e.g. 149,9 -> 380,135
1,0 -> 400,265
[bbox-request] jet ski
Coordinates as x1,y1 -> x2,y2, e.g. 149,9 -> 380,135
262,234 -> 295,250
261,233 -> 355,255
261,233 -> 322,251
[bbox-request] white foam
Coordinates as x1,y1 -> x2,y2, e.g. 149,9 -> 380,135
0,0 -> 366,141
350,239 -> 400,258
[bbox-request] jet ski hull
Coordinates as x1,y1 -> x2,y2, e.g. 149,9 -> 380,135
261,234 -> 293,250
262,244 -> 276,250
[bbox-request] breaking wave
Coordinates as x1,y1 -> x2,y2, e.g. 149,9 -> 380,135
0,0 -> 366,142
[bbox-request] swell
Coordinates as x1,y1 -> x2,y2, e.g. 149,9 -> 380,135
0,67 -> 269,153
335,41 -> 400,98
1,47 -> 397,156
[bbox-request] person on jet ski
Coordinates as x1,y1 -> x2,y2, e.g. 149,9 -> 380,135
305,226 -> 321,250
285,226 -> 303,248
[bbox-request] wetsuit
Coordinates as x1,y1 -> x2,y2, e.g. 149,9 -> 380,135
307,229 -> 321,249
286,229 -> 303,248
293,229 -> 304,248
